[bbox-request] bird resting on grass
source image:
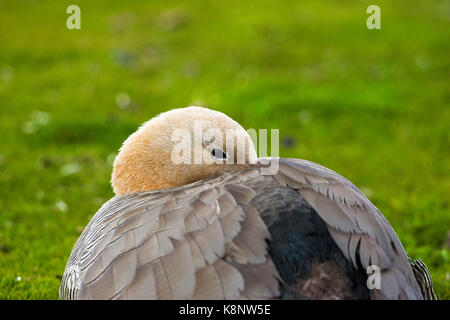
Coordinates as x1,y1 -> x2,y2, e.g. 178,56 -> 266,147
60,106 -> 437,300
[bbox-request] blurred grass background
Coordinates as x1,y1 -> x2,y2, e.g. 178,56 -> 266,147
0,0 -> 448,299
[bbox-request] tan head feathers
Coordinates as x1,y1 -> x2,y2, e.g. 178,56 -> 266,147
111,106 -> 257,195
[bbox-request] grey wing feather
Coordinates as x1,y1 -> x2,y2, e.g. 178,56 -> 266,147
61,157 -> 421,300
60,169 -> 280,300
266,158 -> 423,299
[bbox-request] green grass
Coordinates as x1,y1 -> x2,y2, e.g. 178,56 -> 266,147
0,0 -> 448,299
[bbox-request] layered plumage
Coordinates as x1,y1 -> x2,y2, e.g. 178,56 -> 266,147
60,106 -> 434,300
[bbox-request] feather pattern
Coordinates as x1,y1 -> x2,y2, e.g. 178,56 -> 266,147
263,158 -> 423,299
60,169 -> 279,300
60,159 -> 424,300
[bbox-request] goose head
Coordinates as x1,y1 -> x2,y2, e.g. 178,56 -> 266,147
111,106 -> 257,194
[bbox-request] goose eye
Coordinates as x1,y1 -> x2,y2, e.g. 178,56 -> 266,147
211,148 -> 227,160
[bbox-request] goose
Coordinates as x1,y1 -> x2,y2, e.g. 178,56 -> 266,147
60,106 -> 437,300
